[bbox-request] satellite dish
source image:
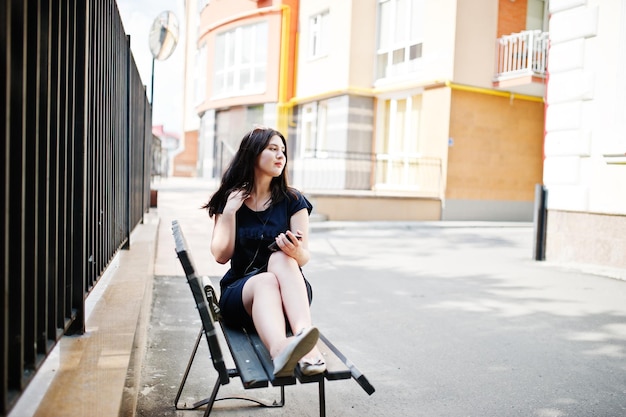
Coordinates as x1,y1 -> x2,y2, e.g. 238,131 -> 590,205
149,11 -> 179,61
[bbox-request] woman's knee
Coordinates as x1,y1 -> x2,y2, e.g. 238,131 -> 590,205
268,251 -> 298,270
248,272 -> 280,293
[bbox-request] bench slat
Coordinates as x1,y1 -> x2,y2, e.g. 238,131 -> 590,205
221,325 -> 269,389
319,332 -> 376,395
317,339 -> 352,380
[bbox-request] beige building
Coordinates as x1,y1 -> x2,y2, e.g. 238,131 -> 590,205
292,0 -> 546,221
186,0 -> 547,222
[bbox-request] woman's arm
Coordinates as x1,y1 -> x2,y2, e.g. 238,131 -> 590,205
210,189 -> 248,264
210,213 -> 236,264
274,208 -> 310,267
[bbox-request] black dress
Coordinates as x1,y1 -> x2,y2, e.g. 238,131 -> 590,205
218,190 -> 313,330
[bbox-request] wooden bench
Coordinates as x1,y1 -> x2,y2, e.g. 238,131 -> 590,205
171,220 -> 374,417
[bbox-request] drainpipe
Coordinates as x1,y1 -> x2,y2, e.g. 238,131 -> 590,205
277,5 -> 291,136
288,81 -> 545,105
443,80 -> 544,103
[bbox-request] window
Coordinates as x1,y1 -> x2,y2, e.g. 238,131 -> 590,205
309,11 -> 330,59
213,22 -> 268,97
300,102 -> 328,158
376,94 -> 424,189
376,0 -> 424,79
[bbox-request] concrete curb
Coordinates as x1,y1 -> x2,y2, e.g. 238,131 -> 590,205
9,211 -> 160,417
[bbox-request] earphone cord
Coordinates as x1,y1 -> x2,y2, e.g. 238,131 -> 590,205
243,244 -> 261,276
243,204 -> 273,276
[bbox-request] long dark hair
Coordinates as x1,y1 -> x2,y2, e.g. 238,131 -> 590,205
203,127 -> 296,217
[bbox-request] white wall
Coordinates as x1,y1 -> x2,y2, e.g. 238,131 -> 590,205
544,0 -> 626,215
296,0 -> 357,98
296,0 -> 461,97
453,0 -> 497,88
182,0 -> 201,133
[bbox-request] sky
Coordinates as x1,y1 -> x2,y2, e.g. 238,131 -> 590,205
116,0 -> 186,135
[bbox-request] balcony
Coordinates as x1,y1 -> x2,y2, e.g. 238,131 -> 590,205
293,150 -> 442,198
493,30 -> 548,97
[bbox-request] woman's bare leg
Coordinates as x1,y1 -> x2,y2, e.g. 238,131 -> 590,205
267,251 -> 312,331
242,272 -> 291,358
242,253 -> 323,362
267,251 -> 323,361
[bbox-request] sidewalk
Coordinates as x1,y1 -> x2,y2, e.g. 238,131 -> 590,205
8,177 -> 626,417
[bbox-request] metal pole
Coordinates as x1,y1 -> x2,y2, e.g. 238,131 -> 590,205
532,183 -> 547,261
150,57 -> 155,106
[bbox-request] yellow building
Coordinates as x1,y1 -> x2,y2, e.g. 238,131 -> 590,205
190,0 -> 546,221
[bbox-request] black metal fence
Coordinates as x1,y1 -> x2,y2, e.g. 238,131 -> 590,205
0,0 -> 152,414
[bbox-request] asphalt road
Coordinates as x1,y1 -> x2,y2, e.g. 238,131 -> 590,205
136,178 -> 626,417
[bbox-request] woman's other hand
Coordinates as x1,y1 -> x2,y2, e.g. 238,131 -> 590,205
223,188 -> 249,214
211,187 -> 248,263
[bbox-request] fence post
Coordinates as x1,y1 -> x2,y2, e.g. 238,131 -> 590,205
123,33 -> 131,250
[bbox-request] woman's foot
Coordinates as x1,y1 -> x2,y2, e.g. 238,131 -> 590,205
273,327 -> 319,377
298,356 -> 327,376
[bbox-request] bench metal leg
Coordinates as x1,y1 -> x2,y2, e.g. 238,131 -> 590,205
175,327 -> 204,409
279,385 -> 285,406
215,385 -> 285,409
203,376 -> 222,417
174,328 -> 225,412
181,373 -> 283,416
318,379 -> 326,417
175,326 -> 286,414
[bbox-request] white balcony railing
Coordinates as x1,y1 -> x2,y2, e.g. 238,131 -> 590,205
494,30 -> 548,79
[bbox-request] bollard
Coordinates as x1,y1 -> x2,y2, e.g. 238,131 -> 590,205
532,183 -> 547,260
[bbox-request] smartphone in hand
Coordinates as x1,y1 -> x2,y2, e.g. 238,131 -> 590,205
268,233 -> 302,252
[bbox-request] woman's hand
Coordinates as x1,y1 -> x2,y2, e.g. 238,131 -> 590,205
211,187 -> 248,264
223,188 -> 249,214
274,230 -> 304,258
